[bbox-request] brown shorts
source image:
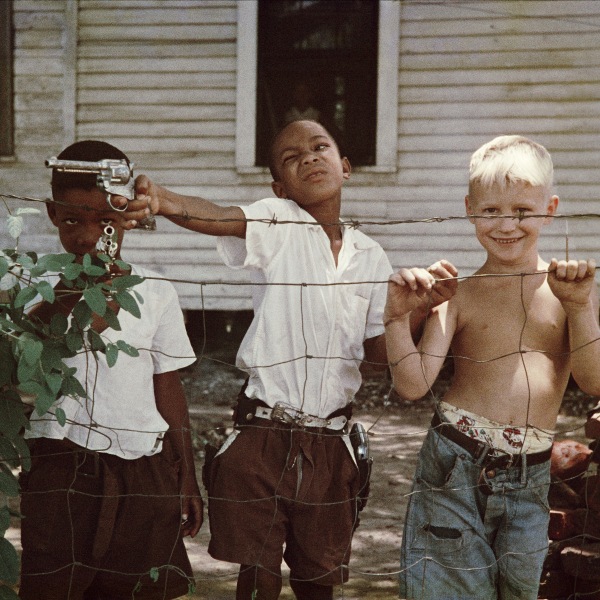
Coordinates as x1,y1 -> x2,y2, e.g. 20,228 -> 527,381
19,438 -> 193,600
206,420 -> 360,585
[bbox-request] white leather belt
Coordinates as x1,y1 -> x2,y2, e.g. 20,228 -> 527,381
254,402 -> 348,431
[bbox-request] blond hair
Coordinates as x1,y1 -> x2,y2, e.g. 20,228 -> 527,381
469,135 -> 554,192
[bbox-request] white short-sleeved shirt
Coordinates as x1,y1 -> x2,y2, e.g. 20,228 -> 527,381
217,197 -> 392,418
25,265 -> 196,459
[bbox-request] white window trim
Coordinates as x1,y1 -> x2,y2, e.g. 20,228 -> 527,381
235,0 -> 399,173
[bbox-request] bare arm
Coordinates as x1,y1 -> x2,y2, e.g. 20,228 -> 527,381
154,370 -> 203,538
548,258 -> 600,395
384,267 -> 457,400
365,260 -> 458,371
119,175 -> 246,238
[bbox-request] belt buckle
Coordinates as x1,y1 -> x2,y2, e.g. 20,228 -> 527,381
271,402 -> 290,423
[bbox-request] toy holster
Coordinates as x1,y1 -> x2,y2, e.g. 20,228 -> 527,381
350,422 -> 373,511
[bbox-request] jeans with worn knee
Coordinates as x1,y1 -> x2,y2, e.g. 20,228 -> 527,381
400,426 -> 551,600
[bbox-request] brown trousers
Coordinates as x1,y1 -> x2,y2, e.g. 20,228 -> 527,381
19,438 -> 193,600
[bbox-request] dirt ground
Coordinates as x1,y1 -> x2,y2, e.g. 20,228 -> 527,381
6,329 -> 596,599
174,334 -> 596,599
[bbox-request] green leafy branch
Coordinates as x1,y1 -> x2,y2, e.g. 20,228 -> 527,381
0,236 -> 144,596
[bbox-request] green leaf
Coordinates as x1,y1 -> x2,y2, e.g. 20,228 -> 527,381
114,292 -> 140,318
21,338 -> 43,365
72,300 -> 92,330
0,437 -> 18,469
34,389 -> 57,416
61,375 -> 87,399
0,471 -> 19,497
86,329 -> 106,352
83,264 -> 107,277
6,215 -> 23,239
12,435 -> 31,471
55,407 -> 66,427
44,372 -> 63,395
114,259 -> 131,271
36,252 -> 76,272
111,275 -> 145,291
149,567 -> 160,582
83,287 -> 107,316
0,257 -> 8,278
63,262 -> 83,280
0,390 -> 28,439
0,537 -> 19,584
102,307 -> 121,331
0,584 -> 20,600
116,340 -> 139,357
105,344 -> 119,367
13,286 -> 37,309
34,280 -> 55,303
49,312 -> 69,336
17,357 -> 37,385
0,316 -> 22,335
0,341 -> 16,387
65,332 -> 84,353
0,506 -> 9,536
17,254 -> 35,270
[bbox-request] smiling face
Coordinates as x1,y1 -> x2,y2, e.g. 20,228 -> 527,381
466,180 -> 558,269
269,120 -> 350,213
48,187 -> 125,259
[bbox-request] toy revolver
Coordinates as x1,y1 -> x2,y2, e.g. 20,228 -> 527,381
45,157 -> 156,230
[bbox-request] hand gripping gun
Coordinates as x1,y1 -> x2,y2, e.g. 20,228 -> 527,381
45,157 -> 156,230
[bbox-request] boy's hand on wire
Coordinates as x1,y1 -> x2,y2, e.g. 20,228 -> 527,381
426,259 -> 458,307
548,258 -> 596,307
385,267 -> 438,324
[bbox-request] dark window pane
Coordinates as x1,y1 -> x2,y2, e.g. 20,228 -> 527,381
257,0 -> 378,167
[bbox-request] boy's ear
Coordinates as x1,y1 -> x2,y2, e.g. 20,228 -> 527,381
342,157 -> 351,180
46,201 -> 58,226
271,180 -> 287,199
543,194 -> 559,223
465,195 -> 476,223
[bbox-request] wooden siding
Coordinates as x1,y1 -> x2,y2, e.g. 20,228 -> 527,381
1,0 -> 600,310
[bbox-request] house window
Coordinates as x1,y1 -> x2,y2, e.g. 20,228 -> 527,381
236,1 -> 399,173
255,0 -> 379,167
0,1 -> 13,157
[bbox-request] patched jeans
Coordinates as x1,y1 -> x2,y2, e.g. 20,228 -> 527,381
400,426 -> 551,600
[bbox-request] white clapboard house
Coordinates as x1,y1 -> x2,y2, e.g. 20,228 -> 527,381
1,0 -> 599,313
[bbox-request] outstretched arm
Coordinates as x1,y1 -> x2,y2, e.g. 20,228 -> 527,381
384,266 -> 457,400
154,370 -> 203,538
117,175 -> 246,238
548,258 -> 600,395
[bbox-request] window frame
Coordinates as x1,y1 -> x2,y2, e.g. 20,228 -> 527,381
0,0 -> 14,158
235,0 -> 399,173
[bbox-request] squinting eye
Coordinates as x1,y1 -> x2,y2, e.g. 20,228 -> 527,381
315,144 -> 328,151
64,218 -> 78,225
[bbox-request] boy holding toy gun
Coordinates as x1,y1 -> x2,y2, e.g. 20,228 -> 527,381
19,140 -> 201,600
118,119 -> 456,600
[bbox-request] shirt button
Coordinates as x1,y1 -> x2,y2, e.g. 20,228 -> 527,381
246,412 -> 254,421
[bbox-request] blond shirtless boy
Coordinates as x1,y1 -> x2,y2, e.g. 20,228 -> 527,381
384,135 -> 600,600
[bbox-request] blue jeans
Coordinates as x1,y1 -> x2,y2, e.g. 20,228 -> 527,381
400,424 -> 551,600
